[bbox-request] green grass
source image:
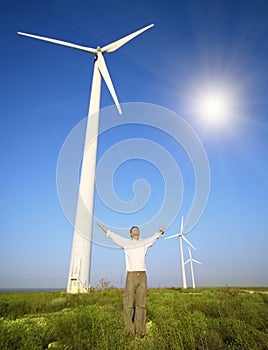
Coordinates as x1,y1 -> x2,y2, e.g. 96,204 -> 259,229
0,287 -> 267,349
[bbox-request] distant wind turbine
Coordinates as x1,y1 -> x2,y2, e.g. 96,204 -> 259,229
185,247 -> 202,289
18,24 -> 154,293
165,216 -> 195,288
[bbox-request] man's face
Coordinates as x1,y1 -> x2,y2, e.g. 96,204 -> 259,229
131,227 -> 140,240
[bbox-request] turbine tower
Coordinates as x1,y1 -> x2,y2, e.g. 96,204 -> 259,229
185,247 -> 202,289
165,217 -> 195,289
18,24 -> 154,293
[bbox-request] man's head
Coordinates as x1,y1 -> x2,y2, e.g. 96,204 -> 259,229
130,226 -> 140,240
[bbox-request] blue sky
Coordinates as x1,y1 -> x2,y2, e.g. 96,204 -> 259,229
1,0 -> 268,289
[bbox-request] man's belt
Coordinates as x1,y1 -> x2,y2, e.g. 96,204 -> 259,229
130,271 -> 146,275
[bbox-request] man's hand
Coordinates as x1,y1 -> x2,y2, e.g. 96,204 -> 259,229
97,222 -> 108,233
159,226 -> 166,234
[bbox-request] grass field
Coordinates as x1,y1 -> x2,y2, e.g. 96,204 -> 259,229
0,287 -> 267,349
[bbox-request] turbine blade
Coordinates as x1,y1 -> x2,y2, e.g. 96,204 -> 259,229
165,233 -> 180,240
188,247 -> 192,259
184,259 -> 190,265
182,235 -> 196,250
17,32 -> 96,54
102,24 -> 154,53
192,259 -> 202,265
180,216 -> 184,235
97,52 -> 122,114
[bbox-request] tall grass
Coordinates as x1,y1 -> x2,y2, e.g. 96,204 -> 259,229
0,288 -> 267,349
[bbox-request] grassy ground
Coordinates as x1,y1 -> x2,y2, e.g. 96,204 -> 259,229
0,287 -> 267,349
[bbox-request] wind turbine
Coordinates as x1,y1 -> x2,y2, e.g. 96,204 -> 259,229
185,247 -> 202,289
18,24 -> 154,293
165,217 -> 195,289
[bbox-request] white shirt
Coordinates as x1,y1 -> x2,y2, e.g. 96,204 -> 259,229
106,230 -> 162,272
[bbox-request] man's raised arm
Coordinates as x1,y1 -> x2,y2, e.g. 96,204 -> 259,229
97,223 -> 129,248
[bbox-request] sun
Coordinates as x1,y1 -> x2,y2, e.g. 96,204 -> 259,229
186,77 -> 240,132
199,92 -> 230,122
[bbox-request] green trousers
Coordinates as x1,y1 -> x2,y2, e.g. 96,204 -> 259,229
123,271 -> 147,336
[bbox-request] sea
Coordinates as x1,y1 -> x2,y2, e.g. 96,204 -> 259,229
0,288 -> 65,293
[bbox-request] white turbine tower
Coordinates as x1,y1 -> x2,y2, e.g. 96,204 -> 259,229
18,24 -> 154,293
165,217 -> 195,289
185,247 -> 202,289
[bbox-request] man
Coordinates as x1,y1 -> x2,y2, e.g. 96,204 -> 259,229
98,223 -> 166,337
